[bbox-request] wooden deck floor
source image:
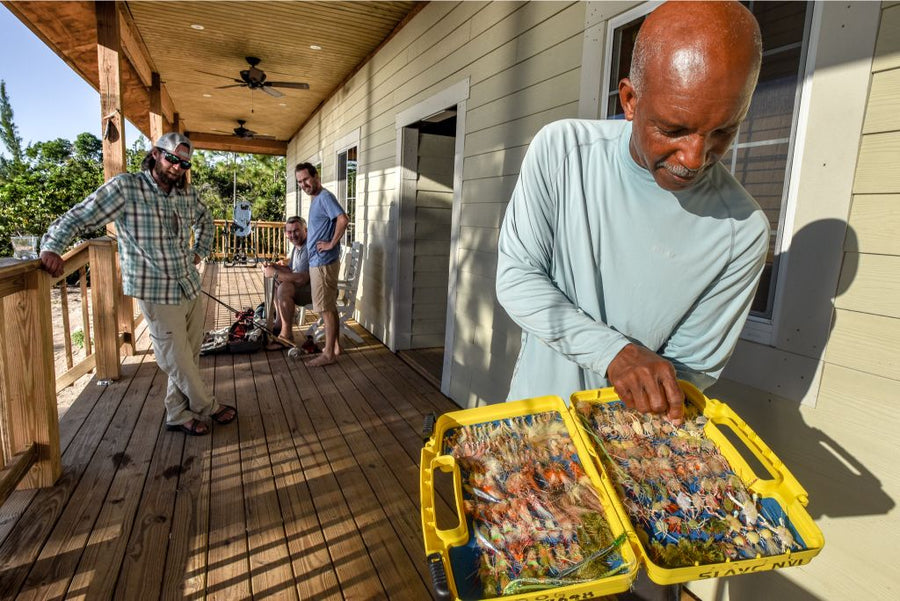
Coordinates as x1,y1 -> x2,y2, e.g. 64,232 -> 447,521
0,262 -> 459,601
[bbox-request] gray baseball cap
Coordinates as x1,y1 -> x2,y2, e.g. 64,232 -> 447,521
155,132 -> 193,157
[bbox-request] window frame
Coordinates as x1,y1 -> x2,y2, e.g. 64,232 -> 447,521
333,129 -> 360,246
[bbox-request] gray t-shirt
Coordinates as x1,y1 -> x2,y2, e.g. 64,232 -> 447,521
290,244 -> 309,274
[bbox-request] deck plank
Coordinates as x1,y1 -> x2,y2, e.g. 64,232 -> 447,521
204,352 -> 252,601
0,356 -> 147,599
253,350 -> 342,600
112,370 -> 187,601
304,362 -> 429,599
284,351 -> 388,600
67,359 -> 164,601
234,350 -> 299,601
0,262 -> 455,601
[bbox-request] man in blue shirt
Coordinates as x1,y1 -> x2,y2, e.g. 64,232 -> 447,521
497,1 -> 768,427
295,163 -> 349,366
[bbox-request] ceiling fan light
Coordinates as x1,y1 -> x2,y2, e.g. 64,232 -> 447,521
190,24 -> 204,30
310,44 -> 322,50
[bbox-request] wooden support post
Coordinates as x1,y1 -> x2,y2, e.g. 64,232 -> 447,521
149,72 -> 163,143
97,1 -> 127,238
1,268 -> 61,488
116,259 -> 136,357
89,239 -> 122,381
96,1 -> 127,181
173,113 -> 192,185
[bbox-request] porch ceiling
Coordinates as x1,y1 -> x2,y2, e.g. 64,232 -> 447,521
3,1 -> 424,155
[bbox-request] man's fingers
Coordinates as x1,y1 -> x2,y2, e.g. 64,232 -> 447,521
661,376 -> 685,424
645,378 -> 669,415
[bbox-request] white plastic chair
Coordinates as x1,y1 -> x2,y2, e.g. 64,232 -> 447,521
296,241 -> 363,343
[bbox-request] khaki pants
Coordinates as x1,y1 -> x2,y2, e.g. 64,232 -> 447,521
139,295 -> 219,425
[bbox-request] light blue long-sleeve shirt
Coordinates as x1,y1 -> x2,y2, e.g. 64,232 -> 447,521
496,119 -> 769,402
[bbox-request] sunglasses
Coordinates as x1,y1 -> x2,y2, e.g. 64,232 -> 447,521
160,151 -> 192,170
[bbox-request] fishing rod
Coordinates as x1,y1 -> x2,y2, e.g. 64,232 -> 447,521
200,289 -> 302,357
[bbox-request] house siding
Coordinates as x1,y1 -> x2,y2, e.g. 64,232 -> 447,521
287,1 -> 587,406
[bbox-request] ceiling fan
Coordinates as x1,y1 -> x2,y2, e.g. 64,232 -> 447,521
230,119 -> 275,140
201,56 -> 309,98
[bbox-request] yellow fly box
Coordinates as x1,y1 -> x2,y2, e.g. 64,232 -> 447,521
420,395 -> 639,600
568,381 -> 825,586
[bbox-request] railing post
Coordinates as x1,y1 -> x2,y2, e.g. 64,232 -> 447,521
1,264 -> 61,488
116,258 -> 136,356
89,239 -> 122,380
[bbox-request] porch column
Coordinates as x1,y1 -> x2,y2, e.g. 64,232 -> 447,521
97,2 -> 135,356
149,72 -> 164,142
95,1 -> 127,181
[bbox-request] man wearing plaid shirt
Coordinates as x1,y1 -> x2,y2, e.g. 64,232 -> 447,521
40,133 -> 237,436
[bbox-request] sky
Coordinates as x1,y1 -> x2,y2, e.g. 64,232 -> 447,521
0,5 -> 142,159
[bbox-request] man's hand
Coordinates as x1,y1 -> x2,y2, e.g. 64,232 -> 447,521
263,264 -> 277,279
40,250 -> 64,278
607,343 -> 684,424
193,253 -> 202,265
315,240 -> 334,252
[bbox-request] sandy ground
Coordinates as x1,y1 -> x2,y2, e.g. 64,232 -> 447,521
49,286 -> 98,417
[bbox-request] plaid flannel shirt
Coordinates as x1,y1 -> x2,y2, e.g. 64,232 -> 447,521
41,170 -> 214,304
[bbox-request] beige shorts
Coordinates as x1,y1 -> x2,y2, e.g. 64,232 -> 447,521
310,260 -> 341,312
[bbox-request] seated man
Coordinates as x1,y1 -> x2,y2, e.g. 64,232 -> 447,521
262,216 -> 311,347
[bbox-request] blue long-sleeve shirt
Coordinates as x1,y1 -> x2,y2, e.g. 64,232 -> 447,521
496,119 -> 769,402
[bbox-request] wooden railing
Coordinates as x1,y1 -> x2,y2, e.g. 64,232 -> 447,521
0,238 -> 140,503
210,219 -> 286,262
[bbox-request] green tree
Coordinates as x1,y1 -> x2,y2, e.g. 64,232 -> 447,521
190,151 -> 286,222
0,80 -> 25,177
0,76 -> 287,255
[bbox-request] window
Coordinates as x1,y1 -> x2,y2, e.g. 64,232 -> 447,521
604,1 -> 814,324
336,147 -> 357,245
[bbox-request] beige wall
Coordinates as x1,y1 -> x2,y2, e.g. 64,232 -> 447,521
287,1 -> 589,406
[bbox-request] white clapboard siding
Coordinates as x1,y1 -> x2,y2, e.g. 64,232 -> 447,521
287,0 -> 588,406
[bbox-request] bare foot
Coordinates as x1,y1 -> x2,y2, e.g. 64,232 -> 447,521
305,353 -> 336,367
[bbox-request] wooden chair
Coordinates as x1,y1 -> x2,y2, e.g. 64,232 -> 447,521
296,241 -> 363,343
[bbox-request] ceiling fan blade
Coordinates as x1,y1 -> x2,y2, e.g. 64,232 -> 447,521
260,85 -> 284,98
196,70 -> 239,81
268,81 -> 310,90
216,84 -> 246,89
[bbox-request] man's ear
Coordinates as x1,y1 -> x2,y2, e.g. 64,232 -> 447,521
619,78 -> 638,121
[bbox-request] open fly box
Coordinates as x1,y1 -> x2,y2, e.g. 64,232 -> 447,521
420,382 -> 824,600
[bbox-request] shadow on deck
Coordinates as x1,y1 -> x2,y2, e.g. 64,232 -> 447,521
0,262 -> 458,600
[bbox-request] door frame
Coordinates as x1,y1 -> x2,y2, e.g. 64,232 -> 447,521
391,78 -> 469,396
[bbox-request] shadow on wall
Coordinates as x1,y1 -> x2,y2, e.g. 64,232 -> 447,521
709,218 -> 894,601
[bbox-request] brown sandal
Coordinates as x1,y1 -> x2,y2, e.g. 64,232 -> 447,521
165,419 -> 209,436
211,404 -> 237,425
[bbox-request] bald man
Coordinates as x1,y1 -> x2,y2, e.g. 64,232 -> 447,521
497,1 -> 768,427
